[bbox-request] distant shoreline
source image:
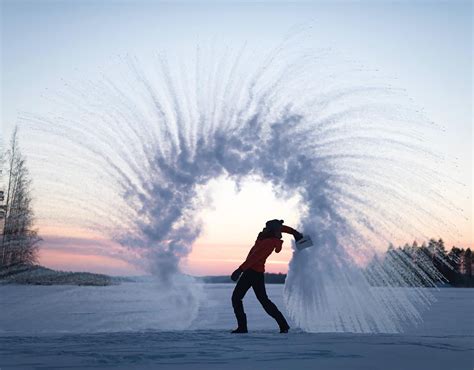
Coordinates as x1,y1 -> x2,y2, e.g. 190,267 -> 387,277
0,264 -> 287,286
1,265 -> 471,287
0,264 -> 130,286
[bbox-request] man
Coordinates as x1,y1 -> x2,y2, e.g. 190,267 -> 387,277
230,219 -> 303,333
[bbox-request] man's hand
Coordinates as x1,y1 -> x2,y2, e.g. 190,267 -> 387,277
231,268 -> 243,282
293,230 -> 304,242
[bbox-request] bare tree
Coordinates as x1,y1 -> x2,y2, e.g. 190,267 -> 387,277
1,127 -> 40,267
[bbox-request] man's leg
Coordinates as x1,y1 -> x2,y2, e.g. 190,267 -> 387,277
252,272 -> 290,332
231,270 -> 253,333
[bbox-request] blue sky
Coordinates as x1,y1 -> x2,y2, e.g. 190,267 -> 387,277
2,0 -> 471,166
0,1 -> 472,274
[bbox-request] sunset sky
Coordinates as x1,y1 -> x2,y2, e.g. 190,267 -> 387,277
1,1 -> 472,276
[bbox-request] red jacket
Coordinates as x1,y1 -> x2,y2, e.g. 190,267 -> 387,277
239,225 -> 297,272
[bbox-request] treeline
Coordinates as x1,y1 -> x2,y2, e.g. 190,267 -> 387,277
203,239 -> 473,287
0,128 -> 40,268
371,239 -> 473,287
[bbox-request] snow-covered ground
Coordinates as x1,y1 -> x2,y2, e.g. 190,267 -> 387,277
0,283 -> 472,369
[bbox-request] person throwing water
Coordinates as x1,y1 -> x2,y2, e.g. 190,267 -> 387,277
230,219 -> 303,333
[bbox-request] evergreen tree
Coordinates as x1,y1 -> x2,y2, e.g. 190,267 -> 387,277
464,248 -> 472,278
369,239 -> 473,287
1,128 -> 40,267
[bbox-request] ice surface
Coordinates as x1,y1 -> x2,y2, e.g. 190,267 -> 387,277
0,279 -> 203,333
0,284 -> 472,369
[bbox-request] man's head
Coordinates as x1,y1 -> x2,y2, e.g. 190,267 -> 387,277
265,219 -> 284,231
264,219 -> 284,238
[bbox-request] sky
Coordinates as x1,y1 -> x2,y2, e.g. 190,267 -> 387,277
1,0 -> 472,276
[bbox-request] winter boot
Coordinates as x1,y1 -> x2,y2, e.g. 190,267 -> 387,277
276,314 -> 290,333
231,313 -> 248,334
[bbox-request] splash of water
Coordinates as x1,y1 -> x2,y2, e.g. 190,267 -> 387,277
21,38 -> 460,332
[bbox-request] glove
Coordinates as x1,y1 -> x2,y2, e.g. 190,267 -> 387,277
231,268 -> 243,282
293,231 -> 304,242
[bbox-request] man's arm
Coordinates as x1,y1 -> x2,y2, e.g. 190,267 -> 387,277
281,225 -> 303,241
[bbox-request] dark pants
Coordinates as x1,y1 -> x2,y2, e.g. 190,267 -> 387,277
231,269 -> 289,329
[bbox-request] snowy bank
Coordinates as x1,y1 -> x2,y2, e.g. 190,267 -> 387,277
0,264 -> 124,286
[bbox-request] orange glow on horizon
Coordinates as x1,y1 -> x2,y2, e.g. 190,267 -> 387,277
38,224 -> 105,240
39,248 -> 143,276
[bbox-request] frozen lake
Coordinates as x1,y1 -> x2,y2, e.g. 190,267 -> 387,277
0,283 -> 472,369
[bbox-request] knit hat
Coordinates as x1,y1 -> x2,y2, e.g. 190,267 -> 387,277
265,219 -> 284,231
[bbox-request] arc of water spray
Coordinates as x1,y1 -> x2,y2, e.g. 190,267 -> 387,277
20,34 -> 462,332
